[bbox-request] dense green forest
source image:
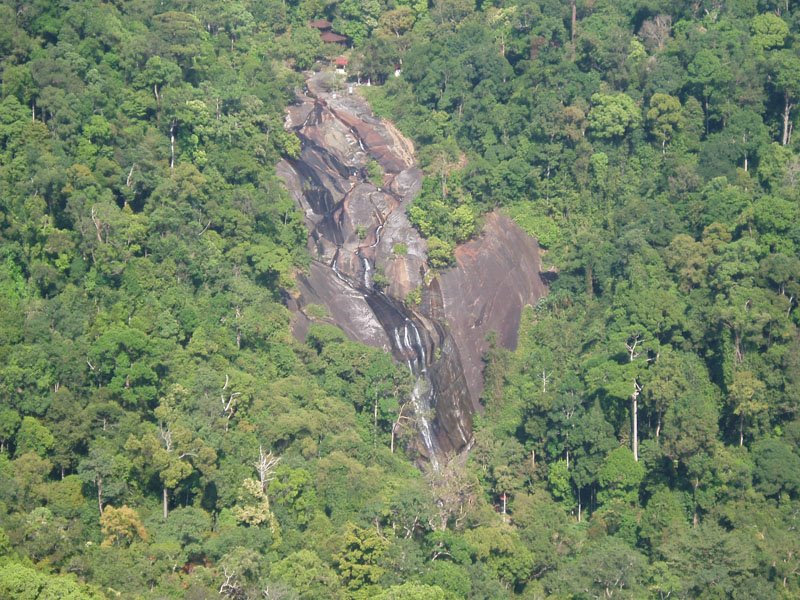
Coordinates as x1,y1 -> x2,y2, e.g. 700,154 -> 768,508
1,0 -> 800,598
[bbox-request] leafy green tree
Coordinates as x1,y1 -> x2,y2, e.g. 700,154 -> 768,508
155,505 -> 212,563
0,562 -> 103,600
151,11 -> 211,78
374,582 -> 456,599
750,13 -> 788,52
134,56 -> 182,111
14,417 -> 54,457
548,536 -> 647,599
641,349 -> 708,441
284,25 -> 324,71
18,506 -> 71,564
659,521 -> 763,598
597,447 -> 644,506
125,387 -> 217,519
768,50 -> 800,145
661,391 -> 719,469
78,439 -> 132,515
271,549 -> 343,599
0,408 -> 20,454
332,0 -> 381,47
687,49 -> 732,134
378,7 -> 416,38
727,369 -> 767,447
334,523 -> 388,598
430,0 -> 475,27
647,93 -> 683,152
751,438 -> 800,499
464,524 -> 534,590
588,93 -> 641,140
639,487 -> 690,551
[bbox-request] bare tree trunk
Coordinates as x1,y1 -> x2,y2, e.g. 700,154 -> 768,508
163,487 -> 169,520
733,331 -> 743,364
740,414 -> 745,447
97,477 -> 104,515
577,487 -> 581,522
170,120 -> 176,172
632,379 -> 642,461
783,94 -> 793,146
632,394 -> 639,461
571,0 -> 577,43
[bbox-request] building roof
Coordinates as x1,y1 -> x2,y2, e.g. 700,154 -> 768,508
320,31 -> 347,43
309,19 -> 332,30
335,56 -> 349,66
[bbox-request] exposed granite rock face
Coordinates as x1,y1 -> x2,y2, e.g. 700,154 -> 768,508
434,213 -> 547,410
279,72 -> 546,461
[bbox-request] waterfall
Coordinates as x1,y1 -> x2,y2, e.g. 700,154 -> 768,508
391,323 -> 440,467
279,72 -> 490,466
370,223 -> 384,248
360,253 -> 372,289
409,320 -> 427,371
410,378 -> 440,471
331,252 -> 348,284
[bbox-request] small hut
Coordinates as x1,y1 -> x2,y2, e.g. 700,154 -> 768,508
320,31 -> 348,45
335,56 -> 349,74
309,19 -> 332,31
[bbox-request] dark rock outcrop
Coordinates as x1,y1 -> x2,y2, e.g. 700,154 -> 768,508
434,213 -> 547,410
279,72 -> 546,461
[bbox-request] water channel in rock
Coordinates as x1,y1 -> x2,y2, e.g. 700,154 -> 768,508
278,72 -> 546,466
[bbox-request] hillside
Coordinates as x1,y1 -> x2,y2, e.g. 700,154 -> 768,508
1,1 -> 800,598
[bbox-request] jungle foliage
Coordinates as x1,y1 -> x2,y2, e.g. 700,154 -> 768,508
1,0 -> 800,598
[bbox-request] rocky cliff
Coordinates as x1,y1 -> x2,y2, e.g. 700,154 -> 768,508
278,72 -> 546,463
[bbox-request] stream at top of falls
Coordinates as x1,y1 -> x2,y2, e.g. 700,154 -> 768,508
286,82 -> 442,469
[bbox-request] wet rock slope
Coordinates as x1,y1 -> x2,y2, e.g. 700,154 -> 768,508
278,72 -> 546,464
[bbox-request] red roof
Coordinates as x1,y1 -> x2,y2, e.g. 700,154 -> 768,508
320,31 -> 347,43
309,19 -> 332,30
335,56 -> 349,66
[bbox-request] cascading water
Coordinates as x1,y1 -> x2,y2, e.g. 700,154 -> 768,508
279,76 -> 451,464
278,71 -> 546,466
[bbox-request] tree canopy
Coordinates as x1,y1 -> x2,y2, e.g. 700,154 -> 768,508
2,0 -> 800,598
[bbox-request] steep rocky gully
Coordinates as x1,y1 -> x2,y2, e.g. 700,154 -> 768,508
278,72 -> 546,467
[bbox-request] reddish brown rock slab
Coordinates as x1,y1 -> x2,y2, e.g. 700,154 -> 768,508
306,73 -> 415,175
300,107 -> 368,172
435,213 -> 546,410
290,261 -> 392,351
